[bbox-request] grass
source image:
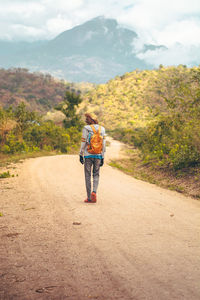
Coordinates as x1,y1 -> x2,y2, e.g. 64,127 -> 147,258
109,148 -> 200,199
0,143 -> 81,167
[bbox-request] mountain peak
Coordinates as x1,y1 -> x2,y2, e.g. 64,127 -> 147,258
53,16 -> 120,42
52,16 -> 137,49
83,15 -> 118,27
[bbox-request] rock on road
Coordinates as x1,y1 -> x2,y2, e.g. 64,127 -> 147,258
0,139 -> 200,300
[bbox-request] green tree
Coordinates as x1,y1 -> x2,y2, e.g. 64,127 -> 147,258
56,91 -> 83,129
14,102 -> 40,135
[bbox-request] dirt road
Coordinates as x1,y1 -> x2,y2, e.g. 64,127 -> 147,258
0,139 -> 200,300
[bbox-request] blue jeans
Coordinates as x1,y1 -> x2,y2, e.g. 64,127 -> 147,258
84,157 -> 101,200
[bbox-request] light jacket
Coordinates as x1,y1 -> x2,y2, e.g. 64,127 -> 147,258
79,124 -> 106,159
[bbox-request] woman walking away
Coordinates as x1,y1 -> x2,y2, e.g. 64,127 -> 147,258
79,113 -> 106,203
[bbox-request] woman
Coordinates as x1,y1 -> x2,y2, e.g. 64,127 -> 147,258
79,113 -> 106,203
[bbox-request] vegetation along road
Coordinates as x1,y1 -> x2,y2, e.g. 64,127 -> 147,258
0,139 -> 200,300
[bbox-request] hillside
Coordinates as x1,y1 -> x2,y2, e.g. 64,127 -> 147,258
80,65 -> 199,130
0,68 -> 94,113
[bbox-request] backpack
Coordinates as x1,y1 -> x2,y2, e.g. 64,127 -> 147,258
87,125 -> 103,154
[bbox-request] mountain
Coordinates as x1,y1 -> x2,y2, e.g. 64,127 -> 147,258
0,16 -> 164,83
0,68 -> 94,113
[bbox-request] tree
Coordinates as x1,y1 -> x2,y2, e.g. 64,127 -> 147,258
55,91 -> 83,129
0,107 -> 16,146
14,102 -> 40,135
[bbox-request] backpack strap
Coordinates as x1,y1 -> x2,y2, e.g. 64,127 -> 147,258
90,124 -> 96,134
90,124 -> 101,134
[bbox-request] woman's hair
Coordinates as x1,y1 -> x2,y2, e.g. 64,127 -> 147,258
85,113 -> 98,124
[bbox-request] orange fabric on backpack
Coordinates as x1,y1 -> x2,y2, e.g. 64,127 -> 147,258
87,125 -> 103,154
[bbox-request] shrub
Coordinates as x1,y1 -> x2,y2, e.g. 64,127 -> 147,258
0,171 -> 11,178
3,133 -> 29,154
134,115 -> 200,169
23,121 -> 71,153
169,144 -> 200,170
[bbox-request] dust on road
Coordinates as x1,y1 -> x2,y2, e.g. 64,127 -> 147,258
0,138 -> 200,300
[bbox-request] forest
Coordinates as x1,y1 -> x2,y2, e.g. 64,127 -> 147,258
0,68 -> 94,112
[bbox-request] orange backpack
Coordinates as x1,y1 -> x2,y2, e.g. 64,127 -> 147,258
87,125 -> 103,154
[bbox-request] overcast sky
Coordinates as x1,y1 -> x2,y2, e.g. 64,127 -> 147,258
0,0 -> 200,67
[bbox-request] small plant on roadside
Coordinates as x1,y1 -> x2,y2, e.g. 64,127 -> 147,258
0,171 -> 11,178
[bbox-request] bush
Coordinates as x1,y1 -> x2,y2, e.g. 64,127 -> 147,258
0,171 -> 11,178
2,133 -> 29,154
169,144 -> 200,170
23,121 -> 71,153
0,103 -> 82,155
134,115 -> 200,169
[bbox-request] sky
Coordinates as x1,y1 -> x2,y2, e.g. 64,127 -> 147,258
0,0 -> 200,67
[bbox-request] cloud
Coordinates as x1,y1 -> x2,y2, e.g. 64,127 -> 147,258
46,16 -> 73,36
116,0 -> 200,66
0,0 -> 85,40
0,0 -> 199,67
0,0 -> 136,40
118,0 -> 200,31
0,2 -> 45,21
10,24 -> 46,40
137,44 -> 200,67
42,0 -> 83,11
1,0 -> 199,43
153,19 -> 200,47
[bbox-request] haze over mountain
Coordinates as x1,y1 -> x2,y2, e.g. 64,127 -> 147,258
0,16 -> 165,83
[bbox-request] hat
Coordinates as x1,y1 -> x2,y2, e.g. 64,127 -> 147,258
85,113 -> 98,124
